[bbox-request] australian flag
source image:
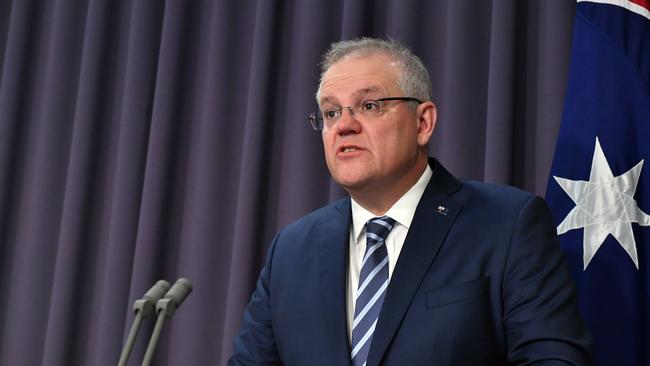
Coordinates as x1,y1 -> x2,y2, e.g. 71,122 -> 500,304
545,0 -> 650,365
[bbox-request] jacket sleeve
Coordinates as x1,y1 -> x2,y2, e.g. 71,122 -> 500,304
228,233 -> 282,366
503,196 -> 593,365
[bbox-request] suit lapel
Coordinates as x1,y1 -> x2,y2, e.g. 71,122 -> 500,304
367,160 -> 463,366
318,198 -> 353,365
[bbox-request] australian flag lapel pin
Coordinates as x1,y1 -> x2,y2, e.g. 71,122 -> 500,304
436,205 -> 449,216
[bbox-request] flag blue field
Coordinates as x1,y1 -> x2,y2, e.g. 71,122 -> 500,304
546,0 -> 650,364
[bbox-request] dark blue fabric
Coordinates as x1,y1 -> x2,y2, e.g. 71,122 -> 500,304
546,2 -> 650,365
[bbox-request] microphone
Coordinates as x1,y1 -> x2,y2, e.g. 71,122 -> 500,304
141,278 -> 193,366
156,277 -> 193,317
117,280 -> 171,366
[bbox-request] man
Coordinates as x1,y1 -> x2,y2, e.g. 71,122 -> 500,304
229,38 -> 592,365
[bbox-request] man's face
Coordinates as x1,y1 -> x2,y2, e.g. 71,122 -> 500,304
318,54 -> 433,196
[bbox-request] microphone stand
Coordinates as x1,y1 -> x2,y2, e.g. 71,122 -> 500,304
141,278 -> 192,366
117,300 -> 148,366
141,298 -> 176,366
117,280 -> 170,366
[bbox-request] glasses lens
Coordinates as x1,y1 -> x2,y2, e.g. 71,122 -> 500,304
358,100 -> 381,118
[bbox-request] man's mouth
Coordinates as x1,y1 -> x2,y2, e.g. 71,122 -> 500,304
338,144 -> 363,153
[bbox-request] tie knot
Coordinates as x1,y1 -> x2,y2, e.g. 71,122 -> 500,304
366,216 -> 396,243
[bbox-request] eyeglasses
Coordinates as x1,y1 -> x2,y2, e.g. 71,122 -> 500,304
308,97 -> 423,131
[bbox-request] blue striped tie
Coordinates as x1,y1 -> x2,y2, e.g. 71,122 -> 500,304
351,216 -> 396,366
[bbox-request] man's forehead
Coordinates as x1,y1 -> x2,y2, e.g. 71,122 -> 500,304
320,86 -> 386,105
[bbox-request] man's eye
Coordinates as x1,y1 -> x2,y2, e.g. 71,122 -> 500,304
324,110 -> 339,119
361,101 -> 380,112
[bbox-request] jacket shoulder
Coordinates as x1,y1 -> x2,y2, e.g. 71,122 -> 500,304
279,197 -> 350,238
457,180 -> 539,206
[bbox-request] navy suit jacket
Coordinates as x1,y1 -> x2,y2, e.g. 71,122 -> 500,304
230,159 -> 592,365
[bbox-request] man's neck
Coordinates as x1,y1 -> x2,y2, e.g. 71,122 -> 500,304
349,157 -> 429,216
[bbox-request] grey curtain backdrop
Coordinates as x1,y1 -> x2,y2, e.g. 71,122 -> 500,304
0,1 -> 575,365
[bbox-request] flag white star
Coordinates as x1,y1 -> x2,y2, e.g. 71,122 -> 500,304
553,137 -> 650,270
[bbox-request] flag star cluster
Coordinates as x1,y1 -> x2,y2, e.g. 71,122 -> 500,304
554,138 -> 650,269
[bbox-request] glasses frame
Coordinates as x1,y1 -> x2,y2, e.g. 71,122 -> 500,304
309,97 -> 423,131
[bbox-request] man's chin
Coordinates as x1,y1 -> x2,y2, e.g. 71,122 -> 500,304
332,176 -> 368,193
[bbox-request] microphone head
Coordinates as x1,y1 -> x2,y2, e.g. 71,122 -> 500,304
165,278 -> 193,307
143,280 -> 171,302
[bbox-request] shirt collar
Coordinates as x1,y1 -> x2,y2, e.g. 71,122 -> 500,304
350,164 -> 433,243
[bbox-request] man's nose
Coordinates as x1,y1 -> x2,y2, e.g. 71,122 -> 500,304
336,107 -> 361,134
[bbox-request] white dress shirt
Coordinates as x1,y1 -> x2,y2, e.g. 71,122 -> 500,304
346,165 -> 433,340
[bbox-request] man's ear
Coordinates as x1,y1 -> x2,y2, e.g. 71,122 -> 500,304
416,101 -> 436,146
